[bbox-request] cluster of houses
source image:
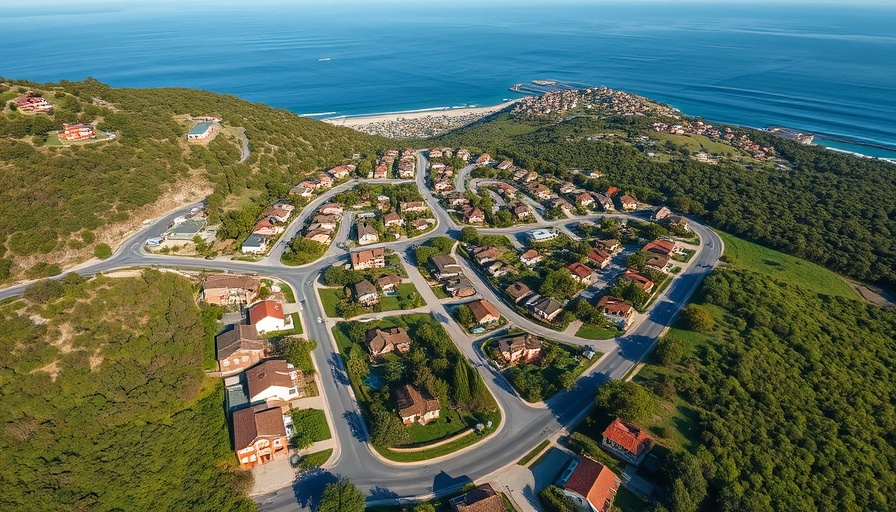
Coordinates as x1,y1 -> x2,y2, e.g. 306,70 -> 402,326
555,417 -> 655,512
350,274 -> 404,308
301,202 -> 343,247
201,274 -> 305,469
429,147 -> 466,194
429,254 -> 476,298
241,202 -> 296,254
504,279 -> 563,323
15,91 -> 53,112
61,122 -> 96,141
371,149 -> 416,179
289,164 -> 353,198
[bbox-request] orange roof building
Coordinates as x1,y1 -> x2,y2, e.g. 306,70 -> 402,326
601,418 -> 653,465
468,299 -> 501,326
562,455 -> 620,512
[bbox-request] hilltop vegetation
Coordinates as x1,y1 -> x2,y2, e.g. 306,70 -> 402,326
0,270 -> 254,511
431,110 -> 896,290
0,78 -> 385,281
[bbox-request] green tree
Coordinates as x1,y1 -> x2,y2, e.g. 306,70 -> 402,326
345,348 -> 369,380
594,380 -> 657,424
370,404 -> 410,448
460,226 -> 480,244
681,304 -> 714,333
346,321 -> 368,346
413,503 -> 437,512
23,279 -> 64,304
430,236 -> 455,253
452,361 -> 472,406
456,304 -> 476,328
289,409 -> 328,449
654,336 -> 684,366
93,243 -> 113,259
540,268 -> 580,300
538,485 -> 578,512
317,479 -> 365,512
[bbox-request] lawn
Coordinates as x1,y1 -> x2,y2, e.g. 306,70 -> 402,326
318,287 -> 343,317
652,131 -> 738,156
718,230 -> 859,299
576,324 -> 621,340
298,448 -> 332,471
518,440 -> 550,466
406,408 -> 468,444
291,408 -> 331,443
431,285 -> 450,299
613,486 -> 648,512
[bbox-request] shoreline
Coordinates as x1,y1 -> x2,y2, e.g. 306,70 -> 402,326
320,99 -> 521,128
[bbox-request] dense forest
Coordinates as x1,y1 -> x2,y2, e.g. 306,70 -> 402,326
0,78 -> 385,281
634,268 -> 896,512
0,270 -> 254,511
430,112 -> 896,289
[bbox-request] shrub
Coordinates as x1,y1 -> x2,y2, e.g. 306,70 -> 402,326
94,243 -> 113,259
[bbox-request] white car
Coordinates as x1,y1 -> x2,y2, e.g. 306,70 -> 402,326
317,316 -> 323,324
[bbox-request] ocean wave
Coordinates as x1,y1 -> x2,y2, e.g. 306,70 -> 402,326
300,112 -> 338,117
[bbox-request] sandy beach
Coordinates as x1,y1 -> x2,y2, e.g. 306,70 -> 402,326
322,99 -> 521,139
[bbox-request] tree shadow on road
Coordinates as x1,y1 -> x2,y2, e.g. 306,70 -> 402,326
290,469 -> 340,511
432,470 -> 473,495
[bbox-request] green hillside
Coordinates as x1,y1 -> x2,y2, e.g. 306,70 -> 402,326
0,271 -> 255,511
0,78 -> 386,281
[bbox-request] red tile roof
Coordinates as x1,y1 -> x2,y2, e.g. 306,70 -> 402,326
602,418 -> 652,458
249,300 -> 285,324
597,296 -> 632,315
567,262 -> 595,280
565,456 -> 619,512
469,299 -> 501,323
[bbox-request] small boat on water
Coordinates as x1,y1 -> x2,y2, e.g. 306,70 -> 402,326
318,57 -> 331,62
532,79 -> 557,86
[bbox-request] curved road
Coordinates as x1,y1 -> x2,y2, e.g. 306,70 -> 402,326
0,151 -> 722,511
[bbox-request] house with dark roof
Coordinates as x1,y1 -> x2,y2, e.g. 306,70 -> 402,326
353,279 -> 379,306
377,274 -> 402,292
601,418 -> 653,466
232,406 -> 288,469
445,277 -> 476,298
431,254 -> 462,280
395,384 -> 440,425
449,483 -> 506,512
531,297 -> 563,322
246,359 -> 304,406
216,324 -> 265,376
505,282 -> 533,303
473,246 -> 503,266
498,334 -> 542,364
618,194 -> 638,211
645,255 -> 671,273
357,221 -> 380,245
561,455 -> 620,512
587,250 -> 612,270
366,327 -> 412,358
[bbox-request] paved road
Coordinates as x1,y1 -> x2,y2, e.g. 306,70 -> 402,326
0,149 -> 722,511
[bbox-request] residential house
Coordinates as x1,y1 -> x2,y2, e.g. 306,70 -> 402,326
498,334 -> 543,364
400,201 -> 427,214
606,186 -> 620,197
327,164 -> 354,179
449,483 -> 506,512
317,173 -> 334,188
668,215 -> 691,231
587,250 -> 612,270
398,159 -> 416,178
351,248 -> 385,270
366,327 -> 412,357
310,214 -> 340,231
511,203 -> 531,220
597,296 -> 634,329
531,297 -> 563,322
523,293 -> 544,308
61,122 -> 95,141
529,229 -> 559,243
476,153 -> 492,165
252,218 -> 283,237
576,193 -> 595,208
249,300 -> 294,334
373,164 -> 389,179
320,203 -> 344,215
561,456 -> 620,512
435,179 -> 455,192
290,185 -> 314,198
431,254 -> 462,279
594,239 -> 620,253
428,148 -> 443,158
497,160 -> 513,170
505,282 -> 533,303
446,193 -> 470,207
473,246 -> 503,266
652,206 -> 672,221
411,218 -> 435,231
445,277 -> 476,298
304,229 -> 333,245
353,280 -> 379,306
601,418 -> 653,466
512,168 -> 529,181
265,205 -> 293,223
456,148 -> 471,161
241,234 -> 269,254
486,260 -> 511,277
468,299 -> 501,326
201,274 -> 261,306
246,359 -> 304,406
384,211 -> 404,228
522,171 -> 539,183
530,184 -> 553,201
547,197 -> 574,213
496,182 -> 517,197
377,274 -> 402,292
618,194 -> 638,211
15,92 -> 53,112
645,255 -> 671,273
463,206 -> 485,224
519,249 -> 543,266
232,406 -> 288,469
643,239 -> 675,257
430,162 -> 446,173
395,384 -> 440,425
620,269 -> 655,293
594,193 -> 615,211
560,182 -> 577,194
216,324 -> 266,375
357,222 -> 379,245
567,262 -> 598,285
298,180 -> 319,191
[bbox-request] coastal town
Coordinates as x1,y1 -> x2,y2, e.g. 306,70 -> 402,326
112,134 -> 715,512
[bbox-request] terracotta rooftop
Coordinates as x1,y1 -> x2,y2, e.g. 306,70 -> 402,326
249,300 -> 285,324
602,418 -> 652,457
564,456 -> 619,512
468,299 -> 501,323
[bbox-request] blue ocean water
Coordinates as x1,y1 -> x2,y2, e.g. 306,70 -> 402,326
2,1 -> 895,154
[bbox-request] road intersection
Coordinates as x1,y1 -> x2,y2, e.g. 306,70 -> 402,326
0,151 -> 722,511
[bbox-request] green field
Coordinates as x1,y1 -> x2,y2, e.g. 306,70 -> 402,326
575,324 -> 621,340
652,131 -> 738,156
718,230 -> 859,299
318,287 -> 344,317
518,440 -> 550,466
298,448 -> 332,471
319,282 -> 421,318
406,408 -> 468,444
613,486 -> 648,512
